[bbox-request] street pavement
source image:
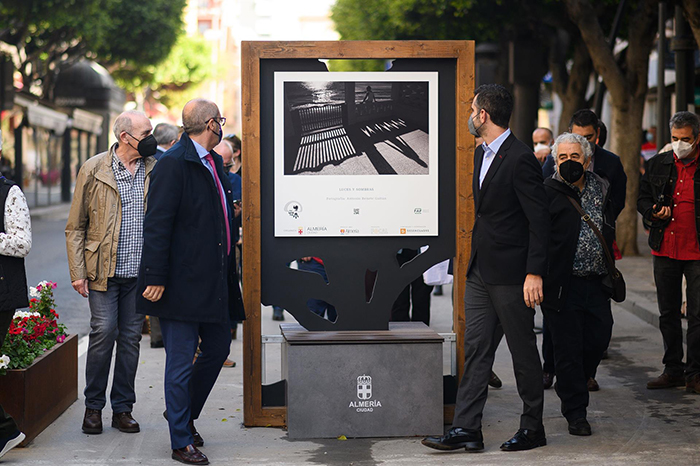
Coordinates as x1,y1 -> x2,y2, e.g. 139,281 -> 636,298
2,207 -> 699,465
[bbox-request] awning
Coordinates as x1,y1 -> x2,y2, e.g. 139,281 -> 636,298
15,95 -> 69,135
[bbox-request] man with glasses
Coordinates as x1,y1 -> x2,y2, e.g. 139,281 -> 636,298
137,99 -> 244,465
66,110 -> 157,436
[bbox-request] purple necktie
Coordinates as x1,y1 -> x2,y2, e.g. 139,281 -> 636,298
204,153 -> 231,254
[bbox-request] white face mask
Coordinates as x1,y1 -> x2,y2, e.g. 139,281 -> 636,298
533,143 -> 550,154
673,140 -> 696,159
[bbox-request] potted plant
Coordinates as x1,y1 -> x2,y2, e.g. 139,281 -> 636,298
0,281 -> 78,446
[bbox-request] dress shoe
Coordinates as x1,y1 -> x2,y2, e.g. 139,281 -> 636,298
500,428 -> 547,451
223,358 -> 236,368
189,421 -> 204,447
686,374 -> 700,394
568,418 -> 592,436
543,372 -> 554,389
421,427 -> 484,451
488,371 -> 502,388
647,372 -> 685,389
587,377 -> 600,391
82,408 -> 102,434
172,444 -> 209,465
112,412 -> 140,433
150,340 -> 164,348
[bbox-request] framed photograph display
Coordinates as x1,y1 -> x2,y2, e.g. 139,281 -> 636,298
274,72 -> 439,237
241,41 -> 475,429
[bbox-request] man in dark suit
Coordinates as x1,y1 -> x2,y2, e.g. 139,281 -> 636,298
137,99 -> 245,465
422,84 -> 550,453
543,110 -> 627,219
153,123 -> 179,161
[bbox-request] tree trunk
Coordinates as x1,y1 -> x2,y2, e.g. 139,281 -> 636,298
681,0 -> 700,50
610,97 -> 644,256
556,40 -> 592,134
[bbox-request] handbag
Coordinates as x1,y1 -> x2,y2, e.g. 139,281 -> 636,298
567,197 -> 626,303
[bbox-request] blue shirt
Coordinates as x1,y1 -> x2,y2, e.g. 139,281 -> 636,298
479,128 -> 511,188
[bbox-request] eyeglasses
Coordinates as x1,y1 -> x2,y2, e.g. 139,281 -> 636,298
209,117 -> 226,127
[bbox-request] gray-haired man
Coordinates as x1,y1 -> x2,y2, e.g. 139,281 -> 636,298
66,110 -> 157,435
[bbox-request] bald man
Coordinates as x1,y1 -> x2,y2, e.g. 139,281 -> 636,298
66,111 -> 157,436
532,127 -> 554,167
137,99 -> 245,465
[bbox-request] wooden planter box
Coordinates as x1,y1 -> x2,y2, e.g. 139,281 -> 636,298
0,334 -> 78,446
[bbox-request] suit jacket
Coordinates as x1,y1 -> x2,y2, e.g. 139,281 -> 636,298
136,132 -> 245,323
543,144 -> 627,219
468,133 -> 550,285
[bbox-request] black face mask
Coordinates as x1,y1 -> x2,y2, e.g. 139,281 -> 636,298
559,159 -> 585,184
126,132 -> 158,157
210,121 -> 223,144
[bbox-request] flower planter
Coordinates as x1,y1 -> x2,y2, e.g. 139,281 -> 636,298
0,334 -> 78,446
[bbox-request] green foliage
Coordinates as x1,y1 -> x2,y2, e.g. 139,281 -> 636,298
327,59 -> 388,72
0,0 -> 187,98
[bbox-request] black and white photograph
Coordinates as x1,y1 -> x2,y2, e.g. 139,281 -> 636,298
283,80 -> 430,176
274,71 -> 438,237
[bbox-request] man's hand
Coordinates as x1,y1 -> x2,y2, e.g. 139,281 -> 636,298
523,274 -> 543,309
652,205 -> 671,220
143,285 -> 165,302
72,279 -> 89,298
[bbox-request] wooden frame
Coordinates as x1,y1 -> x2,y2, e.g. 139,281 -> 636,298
241,40 -> 475,427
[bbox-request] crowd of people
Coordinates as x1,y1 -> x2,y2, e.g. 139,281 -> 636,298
0,87 -> 699,463
422,84 -> 699,454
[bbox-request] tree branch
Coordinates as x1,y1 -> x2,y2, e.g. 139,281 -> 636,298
564,0 -> 626,104
625,0 -> 659,98
682,0 -> 700,53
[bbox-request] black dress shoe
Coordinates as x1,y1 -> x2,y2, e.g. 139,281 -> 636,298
488,371 -> 502,388
172,444 -> 209,465
543,372 -> 554,389
82,408 -> 102,434
568,418 -> 592,436
421,427 -> 484,451
500,428 -> 547,451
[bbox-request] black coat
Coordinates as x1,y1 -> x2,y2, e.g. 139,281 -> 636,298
0,178 -> 29,311
468,133 -> 550,285
136,132 -> 245,323
637,149 -> 700,251
542,173 -> 616,311
543,144 -> 627,219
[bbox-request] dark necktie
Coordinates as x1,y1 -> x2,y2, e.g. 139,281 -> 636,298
204,153 -> 231,254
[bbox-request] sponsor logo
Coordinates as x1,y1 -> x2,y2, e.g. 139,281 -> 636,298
414,208 -> 422,214
371,227 -> 388,234
305,226 -> 328,235
349,374 -> 382,412
285,201 -> 302,219
400,228 -> 407,234
340,228 -> 359,235
298,227 -> 303,235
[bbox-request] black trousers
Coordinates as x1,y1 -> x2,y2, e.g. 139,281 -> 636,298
0,310 -> 19,437
653,255 -> 700,379
391,276 -> 433,326
545,276 -> 613,422
452,265 -> 543,431
542,318 -> 555,373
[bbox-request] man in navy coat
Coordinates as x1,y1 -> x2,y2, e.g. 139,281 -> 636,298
137,99 -> 244,465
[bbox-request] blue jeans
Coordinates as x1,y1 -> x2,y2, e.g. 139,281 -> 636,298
84,277 -> 143,413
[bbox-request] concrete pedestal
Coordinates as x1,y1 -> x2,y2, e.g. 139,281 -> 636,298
281,322 -> 443,439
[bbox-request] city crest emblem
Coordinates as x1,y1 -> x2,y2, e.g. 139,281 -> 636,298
357,374 -> 372,400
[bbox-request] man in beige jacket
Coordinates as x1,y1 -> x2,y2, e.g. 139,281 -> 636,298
65,111 -> 157,436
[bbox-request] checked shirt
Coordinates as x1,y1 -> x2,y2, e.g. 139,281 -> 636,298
112,153 -> 145,278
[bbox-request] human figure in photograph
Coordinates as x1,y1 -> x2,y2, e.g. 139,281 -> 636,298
422,84 -> 549,453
